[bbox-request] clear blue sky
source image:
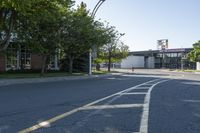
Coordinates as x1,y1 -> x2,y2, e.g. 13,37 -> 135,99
75,0 -> 200,51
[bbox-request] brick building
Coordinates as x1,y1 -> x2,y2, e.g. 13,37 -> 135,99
0,44 -> 59,72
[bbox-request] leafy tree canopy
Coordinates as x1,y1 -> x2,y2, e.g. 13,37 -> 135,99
188,40 -> 200,62
95,24 -> 129,71
0,0 -> 74,51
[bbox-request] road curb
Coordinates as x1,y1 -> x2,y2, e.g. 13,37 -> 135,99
0,74 -> 113,87
194,72 -> 200,74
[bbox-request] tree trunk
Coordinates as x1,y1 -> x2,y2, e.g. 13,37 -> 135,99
0,10 -> 17,51
108,50 -> 111,72
40,55 -> 47,76
0,9 -> 3,23
69,56 -> 74,74
96,63 -> 100,71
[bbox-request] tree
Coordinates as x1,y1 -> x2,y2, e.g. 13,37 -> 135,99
188,40 -> 200,62
60,3 -> 91,73
99,41 -> 129,72
1,0 -> 124,74
97,25 -> 129,72
61,2 -> 108,73
16,0 -> 74,75
0,0 -> 34,51
92,21 -> 116,71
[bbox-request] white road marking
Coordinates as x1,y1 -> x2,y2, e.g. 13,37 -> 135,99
84,79 -> 160,107
38,121 -> 50,127
133,87 -> 150,89
120,92 -> 147,95
18,79 -> 160,133
122,75 -> 167,78
139,79 -> 169,133
18,108 -> 82,133
80,104 -> 143,110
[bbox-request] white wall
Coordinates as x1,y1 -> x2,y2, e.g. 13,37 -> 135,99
121,56 -> 144,68
197,62 -> 200,70
147,57 -> 155,68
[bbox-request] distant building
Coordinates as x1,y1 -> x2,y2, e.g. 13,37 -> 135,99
121,48 -> 196,69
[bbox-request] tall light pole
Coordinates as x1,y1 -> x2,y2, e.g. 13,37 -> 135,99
91,0 -> 106,18
89,0 -> 106,75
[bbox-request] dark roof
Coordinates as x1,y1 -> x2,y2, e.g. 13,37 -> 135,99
129,48 -> 193,56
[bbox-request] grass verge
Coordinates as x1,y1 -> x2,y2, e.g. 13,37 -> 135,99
176,69 -> 200,72
0,72 -> 85,79
0,69 -> 116,79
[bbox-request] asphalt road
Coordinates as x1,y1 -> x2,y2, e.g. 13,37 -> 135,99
0,71 -> 200,133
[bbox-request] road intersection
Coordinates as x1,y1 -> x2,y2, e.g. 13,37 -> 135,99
0,70 -> 199,133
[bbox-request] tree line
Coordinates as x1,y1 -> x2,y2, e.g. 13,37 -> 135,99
188,40 -> 200,63
0,0 -> 129,75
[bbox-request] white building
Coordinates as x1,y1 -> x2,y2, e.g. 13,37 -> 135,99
121,55 -> 155,69
120,48 -> 196,69
121,56 -> 144,68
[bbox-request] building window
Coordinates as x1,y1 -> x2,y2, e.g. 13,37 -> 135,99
20,46 -> 31,70
47,49 -> 59,70
6,44 -> 31,71
170,53 -> 177,57
177,53 -> 182,57
6,48 -> 18,70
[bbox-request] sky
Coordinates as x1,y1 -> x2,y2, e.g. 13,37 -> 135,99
74,0 -> 200,51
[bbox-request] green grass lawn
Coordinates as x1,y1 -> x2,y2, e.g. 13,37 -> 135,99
176,69 -> 200,72
0,70 -> 113,79
92,68 -> 119,75
0,72 -> 85,79
182,70 -> 200,72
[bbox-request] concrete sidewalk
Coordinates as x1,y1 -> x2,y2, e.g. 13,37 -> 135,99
0,74 -> 113,87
